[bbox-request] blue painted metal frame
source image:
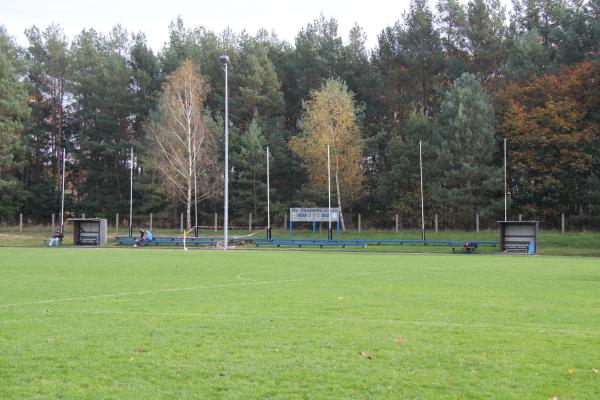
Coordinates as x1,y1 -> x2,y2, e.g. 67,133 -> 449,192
254,239 -> 496,246
115,235 -> 497,249
288,217 -> 340,240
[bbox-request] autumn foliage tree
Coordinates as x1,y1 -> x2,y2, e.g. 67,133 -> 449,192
290,79 -> 365,229
496,62 -> 600,222
147,60 -> 218,230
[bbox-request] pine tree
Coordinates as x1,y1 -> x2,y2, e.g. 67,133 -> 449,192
377,110 -> 435,226
234,41 -> 285,129
403,0 -> 445,115
0,46 -> 30,219
71,28 -> 136,215
236,115 -> 267,221
466,0 -> 507,80
433,73 -> 502,225
24,24 -> 70,190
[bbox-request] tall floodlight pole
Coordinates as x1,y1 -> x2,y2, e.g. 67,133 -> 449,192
129,147 -> 134,237
327,145 -> 332,240
266,146 -> 271,239
504,138 -> 508,221
193,135 -> 198,237
60,148 -> 66,236
220,55 -> 230,250
419,140 -> 426,241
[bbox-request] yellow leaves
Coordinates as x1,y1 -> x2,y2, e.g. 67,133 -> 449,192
290,80 -> 366,202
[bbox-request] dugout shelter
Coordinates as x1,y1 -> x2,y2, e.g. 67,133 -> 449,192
499,221 -> 539,254
68,218 -> 108,246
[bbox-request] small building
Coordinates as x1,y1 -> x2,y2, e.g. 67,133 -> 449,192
67,218 -> 108,246
498,221 -> 539,254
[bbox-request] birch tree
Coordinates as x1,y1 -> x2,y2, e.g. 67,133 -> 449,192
148,60 -> 217,230
290,79 -> 365,230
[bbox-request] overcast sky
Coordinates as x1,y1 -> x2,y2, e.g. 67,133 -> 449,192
2,0 -> 414,52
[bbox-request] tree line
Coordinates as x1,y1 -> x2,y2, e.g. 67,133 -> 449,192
0,0 -> 599,230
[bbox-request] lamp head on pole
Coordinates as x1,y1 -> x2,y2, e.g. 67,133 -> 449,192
219,55 -> 230,66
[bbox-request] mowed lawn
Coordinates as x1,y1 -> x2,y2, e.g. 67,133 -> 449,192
1,249 -> 599,399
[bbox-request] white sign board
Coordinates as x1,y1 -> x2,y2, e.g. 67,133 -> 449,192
290,208 -> 339,222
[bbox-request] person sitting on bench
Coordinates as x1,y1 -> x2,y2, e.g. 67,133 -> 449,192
137,228 -> 153,246
48,229 -> 63,247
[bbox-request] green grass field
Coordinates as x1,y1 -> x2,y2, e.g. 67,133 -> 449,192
1,248 -> 599,399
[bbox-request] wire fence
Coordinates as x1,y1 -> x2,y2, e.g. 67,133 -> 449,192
2,210 -> 599,234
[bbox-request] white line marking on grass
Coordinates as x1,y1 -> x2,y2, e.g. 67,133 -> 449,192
13,309 -> 598,337
0,270 -> 401,309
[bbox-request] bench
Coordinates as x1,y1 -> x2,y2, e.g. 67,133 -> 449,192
256,241 -> 367,248
503,241 -> 531,254
114,236 -> 220,246
78,233 -> 99,245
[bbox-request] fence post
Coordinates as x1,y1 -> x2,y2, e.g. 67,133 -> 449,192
518,214 -> 522,222
180,213 -> 183,233
116,213 -> 119,232
395,214 -> 399,233
249,213 -> 252,231
476,213 -> 480,233
358,213 -> 361,233
284,213 -> 287,230
150,213 -> 153,231
435,214 -> 439,234
561,213 -> 565,234
52,213 -> 55,232
82,213 -> 85,219
214,213 -> 217,233
19,213 -> 23,233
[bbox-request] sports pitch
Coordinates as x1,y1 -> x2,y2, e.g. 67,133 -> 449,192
1,248 -> 599,399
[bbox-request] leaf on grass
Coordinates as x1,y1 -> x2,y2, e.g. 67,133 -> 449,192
358,351 -> 373,360
592,368 -> 598,374
547,397 -> 559,400
394,337 -> 404,345
568,368 -> 576,374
